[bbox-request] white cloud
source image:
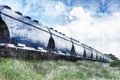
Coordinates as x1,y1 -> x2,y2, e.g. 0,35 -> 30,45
23,0 -> 66,16
54,1 -> 66,15
40,1 -> 67,17
20,0 -> 68,26
55,7 -> 120,59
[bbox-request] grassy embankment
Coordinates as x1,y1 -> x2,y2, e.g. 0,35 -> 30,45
0,57 -> 120,80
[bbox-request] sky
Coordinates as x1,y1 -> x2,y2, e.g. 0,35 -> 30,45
0,0 -> 120,59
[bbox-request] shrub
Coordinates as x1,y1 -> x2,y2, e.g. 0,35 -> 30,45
110,60 -> 120,67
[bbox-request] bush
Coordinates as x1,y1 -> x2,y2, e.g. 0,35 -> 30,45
110,60 -> 120,67
104,54 -> 119,60
108,54 -> 119,60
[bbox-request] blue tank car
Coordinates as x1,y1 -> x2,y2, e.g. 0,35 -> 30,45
0,5 -> 112,62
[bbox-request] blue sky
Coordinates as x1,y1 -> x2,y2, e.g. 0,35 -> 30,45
0,0 -> 120,58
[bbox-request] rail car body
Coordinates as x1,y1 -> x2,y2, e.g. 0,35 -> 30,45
0,5 -> 112,62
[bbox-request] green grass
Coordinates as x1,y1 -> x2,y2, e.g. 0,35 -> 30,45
0,57 -> 120,80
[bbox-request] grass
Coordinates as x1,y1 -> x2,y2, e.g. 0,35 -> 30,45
0,57 -> 120,80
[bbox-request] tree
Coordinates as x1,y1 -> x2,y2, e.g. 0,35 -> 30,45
104,53 -> 119,60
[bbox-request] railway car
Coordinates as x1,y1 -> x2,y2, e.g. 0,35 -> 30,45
0,5 -> 112,62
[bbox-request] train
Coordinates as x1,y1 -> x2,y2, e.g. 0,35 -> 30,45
0,5 -> 112,62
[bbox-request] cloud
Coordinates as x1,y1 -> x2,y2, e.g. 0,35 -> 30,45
54,1 -> 66,16
55,7 -> 120,59
21,0 -> 69,26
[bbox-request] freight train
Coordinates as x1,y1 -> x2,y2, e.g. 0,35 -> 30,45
0,5 -> 112,62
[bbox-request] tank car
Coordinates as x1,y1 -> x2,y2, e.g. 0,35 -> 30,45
0,5 -> 112,62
